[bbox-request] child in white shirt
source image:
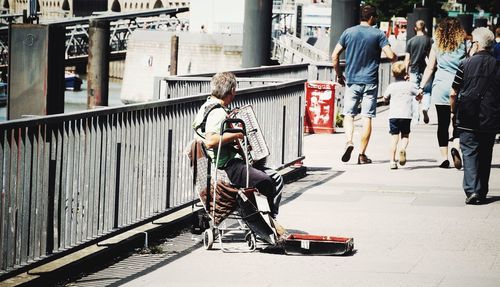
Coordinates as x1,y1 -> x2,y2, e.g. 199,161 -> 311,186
383,61 -> 422,169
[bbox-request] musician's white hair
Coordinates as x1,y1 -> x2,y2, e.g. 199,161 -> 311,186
211,72 -> 237,100
471,27 -> 494,49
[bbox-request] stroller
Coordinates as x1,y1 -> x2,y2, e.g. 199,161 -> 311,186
190,118 -> 279,252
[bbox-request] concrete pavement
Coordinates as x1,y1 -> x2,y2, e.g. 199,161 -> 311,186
76,106 -> 500,287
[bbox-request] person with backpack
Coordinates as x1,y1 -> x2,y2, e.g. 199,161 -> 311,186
450,27 -> 500,205
192,72 -> 282,218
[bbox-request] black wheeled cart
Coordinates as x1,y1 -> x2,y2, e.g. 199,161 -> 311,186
195,118 -> 278,252
190,114 -> 354,255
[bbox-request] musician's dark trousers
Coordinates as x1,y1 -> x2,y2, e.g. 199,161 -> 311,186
224,158 -> 281,218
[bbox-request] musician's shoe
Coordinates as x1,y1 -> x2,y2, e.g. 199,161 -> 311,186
357,154 -> 372,164
465,192 -> 480,205
270,217 -> 287,237
341,143 -> 354,162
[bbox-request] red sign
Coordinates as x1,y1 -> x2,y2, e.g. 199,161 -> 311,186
304,81 -> 335,134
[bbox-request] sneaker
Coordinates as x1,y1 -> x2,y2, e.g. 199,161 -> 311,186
341,143 -> 354,162
465,192 -> 480,205
451,148 -> 462,170
390,161 -> 398,169
399,150 -> 406,166
422,110 -> 429,124
357,154 -> 372,164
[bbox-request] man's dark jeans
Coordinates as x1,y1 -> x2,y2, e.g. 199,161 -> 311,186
459,130 -> 496,198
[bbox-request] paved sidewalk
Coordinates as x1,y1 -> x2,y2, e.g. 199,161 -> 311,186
111,107 -> 500,287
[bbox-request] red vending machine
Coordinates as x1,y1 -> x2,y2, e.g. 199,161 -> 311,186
304,81 -> 335,134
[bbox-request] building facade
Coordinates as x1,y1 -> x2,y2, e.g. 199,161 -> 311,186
6,0 -> 189,19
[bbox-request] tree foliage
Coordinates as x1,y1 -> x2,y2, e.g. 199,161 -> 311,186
362,0 -> 499,21
460,0 -> 500,15
363,0 -> 420,21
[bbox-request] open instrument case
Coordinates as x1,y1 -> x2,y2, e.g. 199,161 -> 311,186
283,233 -> 354,256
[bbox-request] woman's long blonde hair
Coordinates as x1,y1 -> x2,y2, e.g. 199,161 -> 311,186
434,17 -> 466,53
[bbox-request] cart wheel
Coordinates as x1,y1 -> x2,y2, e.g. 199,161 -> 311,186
245,232 -> 256,251
203,229 -> 214,250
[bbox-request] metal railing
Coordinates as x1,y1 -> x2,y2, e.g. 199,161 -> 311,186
0,78 -> 304,278
179,63 -> 310,80
153,76 -> 289,100
0,7 -> 189,68
272,34 -> 329,64
171,60 -> 395,125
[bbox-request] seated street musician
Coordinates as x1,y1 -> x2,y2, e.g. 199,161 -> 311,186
192,72 -> 282,219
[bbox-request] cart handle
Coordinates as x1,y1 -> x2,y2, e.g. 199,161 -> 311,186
220,118 -> 246,135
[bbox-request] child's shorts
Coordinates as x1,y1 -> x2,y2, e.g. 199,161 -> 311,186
389,118 -> 411,135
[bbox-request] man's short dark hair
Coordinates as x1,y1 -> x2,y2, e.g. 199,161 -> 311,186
360,5 -> 377,22
415,20 -> 426,32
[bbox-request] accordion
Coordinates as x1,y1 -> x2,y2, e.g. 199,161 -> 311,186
228,105 -> 270,165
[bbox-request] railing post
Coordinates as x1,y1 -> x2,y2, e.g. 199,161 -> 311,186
170,35 -> 179,76
46,124 -> 57,256
87,19 -> 110,108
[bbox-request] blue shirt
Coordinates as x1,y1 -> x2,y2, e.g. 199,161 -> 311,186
338,25 -> 389,84
431,42 -> 467,105
494,42 -> 500,61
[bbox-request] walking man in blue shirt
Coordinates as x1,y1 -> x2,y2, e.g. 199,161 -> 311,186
332,4 -> 397,164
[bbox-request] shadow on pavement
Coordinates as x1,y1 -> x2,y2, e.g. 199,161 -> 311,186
481,196 -> 500,205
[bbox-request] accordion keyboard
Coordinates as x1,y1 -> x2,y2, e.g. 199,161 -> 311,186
229,105 -> 270,163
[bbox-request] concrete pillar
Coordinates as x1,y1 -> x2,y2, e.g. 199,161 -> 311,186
242,0 -> 273,68
406,12 -> 416,39
457,14 -> 473,36
329,0 -> 360,57
87,19 -> 110,108
8,24 -> 65,119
